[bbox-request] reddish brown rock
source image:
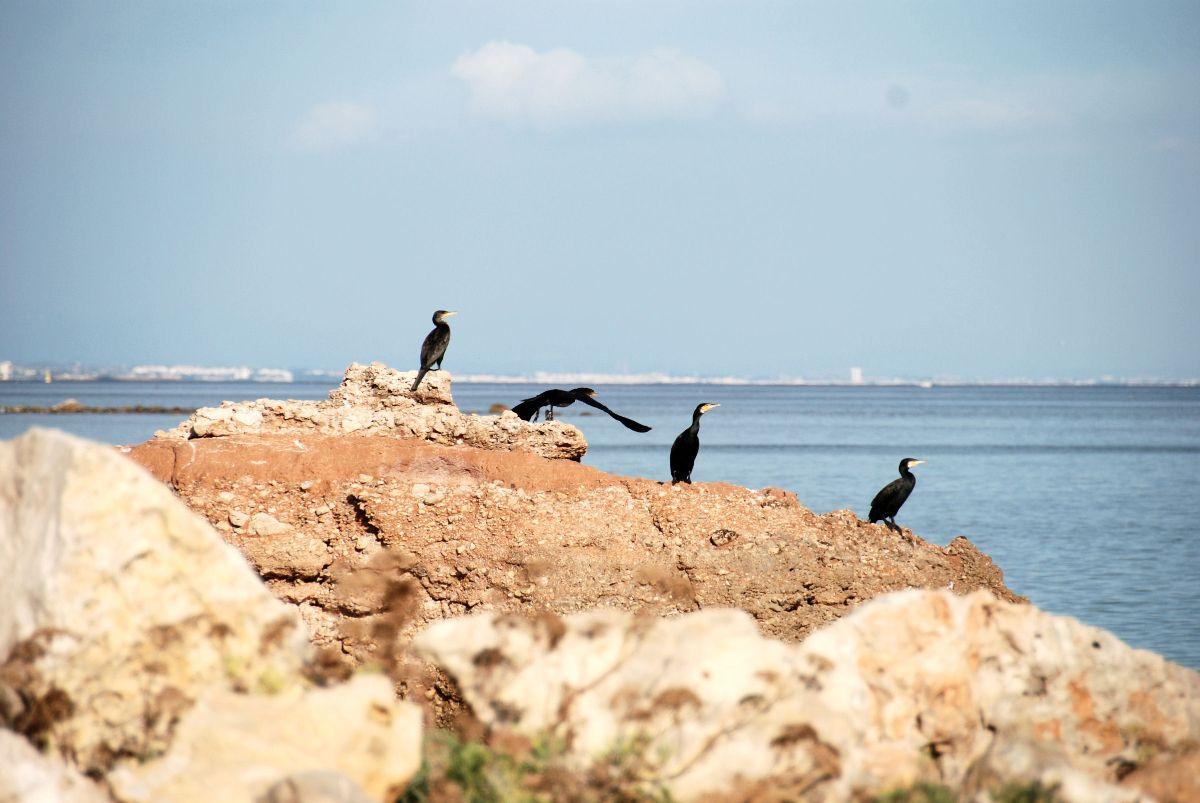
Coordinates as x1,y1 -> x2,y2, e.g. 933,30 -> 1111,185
129,430 -> 1021,686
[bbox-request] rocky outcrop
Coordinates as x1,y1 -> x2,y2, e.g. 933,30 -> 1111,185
132,362 -> 1018,689
156,362 -> 586,461
0,428 -> 422,801
129,429 -> 1020,696
4,380 -> 1194,803
414,590 -> 1200,802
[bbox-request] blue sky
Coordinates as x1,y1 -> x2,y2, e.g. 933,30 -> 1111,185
1,1 -> 1197,380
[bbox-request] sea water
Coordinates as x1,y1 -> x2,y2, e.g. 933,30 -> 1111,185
3,380 -> 1197,669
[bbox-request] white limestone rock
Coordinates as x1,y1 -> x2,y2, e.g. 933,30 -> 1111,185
107,675 -> 421,803
0,428 -> 309,774
157,362 -> 588,460
0,730 -> 111,803
414,589 -> 1200,801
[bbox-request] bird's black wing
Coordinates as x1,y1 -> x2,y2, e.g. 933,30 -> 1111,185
420,327 -> 450,368
574,394 -> 652,432
511,392 -> 552,421
413,327 -> 451,391
869,478 -> 911,521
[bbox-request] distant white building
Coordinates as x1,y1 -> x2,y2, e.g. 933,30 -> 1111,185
253,368 -> 294,383
850,366 -> 864,385
0,361 -> 12,381
119,364 -> 294,382
125,364 -> 252,381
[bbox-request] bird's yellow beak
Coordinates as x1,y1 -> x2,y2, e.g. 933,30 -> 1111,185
912,460 -> 926,466
444,311 -> 458,317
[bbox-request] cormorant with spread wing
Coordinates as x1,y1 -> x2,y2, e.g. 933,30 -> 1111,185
511,388 -> 651,433
411,310 -> 456,391
670,402 -> 719,484
868,457 -> 925,532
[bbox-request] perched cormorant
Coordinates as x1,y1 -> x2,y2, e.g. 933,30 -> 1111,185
511,388 -> 651,433
411,310 -> 456,392
670,402 -> 719,484
868,457 -> 925,532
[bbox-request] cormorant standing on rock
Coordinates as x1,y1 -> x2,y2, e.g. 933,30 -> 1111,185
670,403 -> 719,484
511,388 -> 651,432
411,310 -> 456,392
868,458 -> 924,532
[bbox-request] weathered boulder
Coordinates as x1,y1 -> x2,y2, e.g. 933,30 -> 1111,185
414,589 -> 1200,802
106,675 -> 420,803
0,428 -> 424,801
129,431 -> 1020,705
157,362 -> 587,461
0,427 -> 309,773
0,730 -> 111,803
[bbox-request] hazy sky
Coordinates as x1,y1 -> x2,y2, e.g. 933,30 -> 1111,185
2,1 -> 1197,380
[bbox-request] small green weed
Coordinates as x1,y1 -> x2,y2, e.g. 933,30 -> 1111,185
875,779 -> 1063,803
876,782 -> 958,803
396,729 -> 674,803
991,780 -> 1062,803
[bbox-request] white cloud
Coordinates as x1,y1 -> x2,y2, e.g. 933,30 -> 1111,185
451,41 -> 724,124
289,102 -> 379,152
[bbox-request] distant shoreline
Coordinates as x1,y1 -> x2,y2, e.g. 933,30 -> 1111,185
1,377 -> 1197,389
0,402 -> 196,415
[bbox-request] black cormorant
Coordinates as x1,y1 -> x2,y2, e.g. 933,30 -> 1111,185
868,457 -> 925,532
411,310 -> 456,391
511,388 -> 651,433
670,402 -> 719,484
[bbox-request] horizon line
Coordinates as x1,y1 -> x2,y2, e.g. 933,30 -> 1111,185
2,361 -> 1197,388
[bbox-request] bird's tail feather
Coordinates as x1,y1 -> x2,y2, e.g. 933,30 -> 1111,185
510,398 -> 541,421
411,366 -> 429,392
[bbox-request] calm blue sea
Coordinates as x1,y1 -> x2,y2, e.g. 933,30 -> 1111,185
3,380 -> 1198,669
